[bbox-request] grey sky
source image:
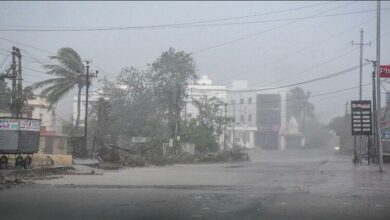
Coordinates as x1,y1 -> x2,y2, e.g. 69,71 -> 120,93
0,1 -> 389,123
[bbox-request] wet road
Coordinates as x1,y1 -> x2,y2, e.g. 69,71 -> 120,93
1,149 -> 390,220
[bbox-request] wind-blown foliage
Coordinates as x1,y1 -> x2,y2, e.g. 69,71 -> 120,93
33,47 -> 86,129
151,48 -> 198,139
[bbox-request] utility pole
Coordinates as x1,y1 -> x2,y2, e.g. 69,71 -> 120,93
371,67 -> 377,165
1,47 -> 23,118
83,60 -> 98,156
223,103 -> 227,152
352,28 -> 371,164
376,0 -> 384,172
16,47 -> 22,118
173,81 -> 181,155
11,48 -> 17,117
84,61 -> 90,152
232,100 -> 236,150
367,59 -> 379,164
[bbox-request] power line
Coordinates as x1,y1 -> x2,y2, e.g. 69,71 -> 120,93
0,36 -> 54,54
190,63 -> 367,93
0,53 -> 10,70
0,2 -> 336,32
226,83 -> 372,106
1,8 -> 384,32
190,2 -> 355,54
268,48 -> 359,86
218,15 -> 375,83
219,20 -> 390,86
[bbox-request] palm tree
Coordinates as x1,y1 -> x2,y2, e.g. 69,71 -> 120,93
33,47 -> 86,129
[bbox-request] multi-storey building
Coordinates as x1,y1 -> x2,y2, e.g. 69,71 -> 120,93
184,77 -> 290,150
226,81 -> 288,150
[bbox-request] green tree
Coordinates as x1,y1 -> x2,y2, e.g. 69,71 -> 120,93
180,119 -> 218,153
32,48 -> 86,130
287,87 -> 333,149
326,115 -> 353,152
150,48 -> 198,141
100,67 -> 162,145
287,87 -> 314,123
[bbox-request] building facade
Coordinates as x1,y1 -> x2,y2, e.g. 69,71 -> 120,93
72,90 -> 101,126
226,81 -> 288,150
183,76 -> 289,150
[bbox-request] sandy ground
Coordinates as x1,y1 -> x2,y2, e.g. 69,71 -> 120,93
0,149 -> 390,220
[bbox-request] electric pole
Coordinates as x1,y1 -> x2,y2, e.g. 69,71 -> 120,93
83,60 -> 98,156
11,47 -> 17,117
372,66 -> 377,165
232,100 -> 236,150
173,81 -> 181,155
376,0 -> 384,172
223,103 -> 227,152
0,47 -> 23,117
84,61 -> 90,153
352,28 -> 371,164
16,47 -> 22,118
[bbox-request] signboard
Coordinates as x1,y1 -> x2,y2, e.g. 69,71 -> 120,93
132,137 -> 151,143
0,118 -> 18,130
380,65 -> 390,78
0,118 -> 41,132
19,119 -> 41,131
351,100 -> 372,135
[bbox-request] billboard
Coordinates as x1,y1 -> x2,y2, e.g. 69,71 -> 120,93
351,100 -> 372,136
379,65 -> 390,78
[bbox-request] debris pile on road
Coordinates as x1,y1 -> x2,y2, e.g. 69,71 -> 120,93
165,151 -> 250,164
0,166 -> 100,190
95,145 -> 250,169
0,166 -> 74,190
96,145 -> 149,169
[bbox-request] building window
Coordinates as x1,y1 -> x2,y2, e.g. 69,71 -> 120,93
248,97 -> 252,104
248,114 -> 252,122
240,115 -> 245,122
240,98 -> 244,104
39,113 -> 43,120
231,100 -> 234,105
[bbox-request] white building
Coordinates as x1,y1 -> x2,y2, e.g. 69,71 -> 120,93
184,77 -> 289,150
184,75 -> 227,120
226,81 -> 288,150
72,90 -> 102,126
27,96 -> 57,131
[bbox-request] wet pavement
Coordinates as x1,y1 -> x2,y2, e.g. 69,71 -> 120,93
1,149 -> 390,220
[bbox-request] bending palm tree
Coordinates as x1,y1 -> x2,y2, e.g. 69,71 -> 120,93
33,47 -> 86,130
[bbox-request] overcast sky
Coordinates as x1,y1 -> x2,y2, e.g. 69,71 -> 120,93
0,1 -> 389,123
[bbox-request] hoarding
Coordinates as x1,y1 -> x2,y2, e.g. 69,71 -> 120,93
379,65 -> 390,78
351,100 -> 372,135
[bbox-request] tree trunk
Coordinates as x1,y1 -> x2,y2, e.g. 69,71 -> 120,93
75,85 -> 82,130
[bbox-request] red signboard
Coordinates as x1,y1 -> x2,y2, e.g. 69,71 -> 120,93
380,65 -> 390,78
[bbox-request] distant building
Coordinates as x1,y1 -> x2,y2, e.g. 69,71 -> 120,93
26,96 -> 56,130
72,90 -> 102,126
184,75 -> 227,120
226,81 -> 288,150
184,76 -> 290,150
